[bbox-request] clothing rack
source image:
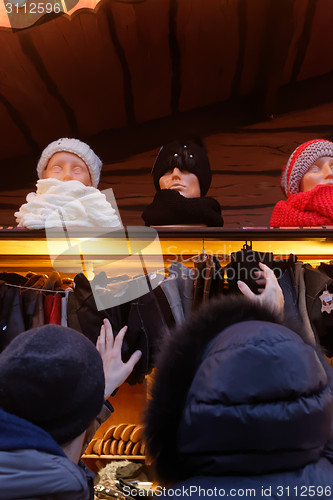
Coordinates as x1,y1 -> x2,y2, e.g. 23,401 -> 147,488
1,228 -> 333,468
5,249 -> 330,294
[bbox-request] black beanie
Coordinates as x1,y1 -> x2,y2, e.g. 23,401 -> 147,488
152,138 -> 212,196
0,324 -> 105,445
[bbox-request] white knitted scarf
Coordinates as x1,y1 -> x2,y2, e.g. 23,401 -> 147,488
15,178 -> 122,229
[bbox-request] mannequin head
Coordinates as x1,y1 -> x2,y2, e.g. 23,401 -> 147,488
281,139 -> 333,197
299,156 -> 333,192
158,167 -> 201,198
152,139 -> 212,197
37,138 -> 102,188
43,151 -> 92,186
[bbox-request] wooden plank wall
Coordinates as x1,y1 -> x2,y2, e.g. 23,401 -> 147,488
1,0 -> 333,227
0,0 -> 333,159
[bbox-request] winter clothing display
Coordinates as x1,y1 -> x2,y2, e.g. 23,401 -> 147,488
0,324 -> 105,445
270,184 -> 333,227
159,276 -> 185,325
294,261 -> 317,346
168,261 -> 194,319
225,248 -> 274,294
302,264 -> 333,354
0,280 -> 25,352
15,178 -> 121,229
278,265 -> 304,335
37,137 -> 102,188
281,139 -> 333,197
144,296 -> 333,497
192,254 -> 207,309
224,249 -> 303,334
142,189 -> 224,227
44,292 -> 62,324
1,253 -> 333,384
68,272 -> 169,385
152,139 -> 212,196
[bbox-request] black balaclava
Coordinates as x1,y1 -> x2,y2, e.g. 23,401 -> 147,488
152,138 -> 212,196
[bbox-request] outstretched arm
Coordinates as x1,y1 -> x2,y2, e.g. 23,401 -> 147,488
237,262 -> 284,320
96,318 -> 142,400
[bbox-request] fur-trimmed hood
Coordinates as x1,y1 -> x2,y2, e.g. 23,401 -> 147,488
144,296 -> 333,485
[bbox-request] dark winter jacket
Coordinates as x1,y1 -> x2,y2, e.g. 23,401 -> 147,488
144,296 -> 333,498
0,408 -> 94,500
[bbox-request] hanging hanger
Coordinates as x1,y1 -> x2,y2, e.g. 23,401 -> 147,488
243,241 -> 252,251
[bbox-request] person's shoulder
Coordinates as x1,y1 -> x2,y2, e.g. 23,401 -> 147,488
0,448 -> 92,499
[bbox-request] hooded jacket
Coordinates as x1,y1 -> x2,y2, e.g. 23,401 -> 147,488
144,296 -> 333,498
0,408 -> 93,500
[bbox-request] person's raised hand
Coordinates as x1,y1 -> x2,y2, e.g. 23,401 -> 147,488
96,318 -> 142,400
237,262 -> 284,319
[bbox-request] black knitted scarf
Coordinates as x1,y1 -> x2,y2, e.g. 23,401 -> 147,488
142,189 -> 224,227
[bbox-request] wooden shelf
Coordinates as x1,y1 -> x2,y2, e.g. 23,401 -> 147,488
0,227 -> 332,273
1,226 -> 333,239
82,454 -> 145,460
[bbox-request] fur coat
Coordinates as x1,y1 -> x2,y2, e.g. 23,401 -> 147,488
144,296 -> 333,490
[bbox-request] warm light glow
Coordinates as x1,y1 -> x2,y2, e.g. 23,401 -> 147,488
0,237 -> 332,277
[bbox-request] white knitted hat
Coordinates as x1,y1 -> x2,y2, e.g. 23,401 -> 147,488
281,139 -> 333,197
37,138 -> 102,188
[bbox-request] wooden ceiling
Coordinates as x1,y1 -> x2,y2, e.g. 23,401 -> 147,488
1,0 -> 333,162
1,0 -> 333,228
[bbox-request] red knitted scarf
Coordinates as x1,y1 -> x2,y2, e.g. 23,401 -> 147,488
270,184 -> 333,227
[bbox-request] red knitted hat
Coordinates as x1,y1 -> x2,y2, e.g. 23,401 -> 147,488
280,139 -> 333,197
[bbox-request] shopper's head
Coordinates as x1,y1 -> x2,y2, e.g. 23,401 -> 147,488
0,324 -> 105,445
37,138 -> 102,188
152,138 -> 212,197
281,139 -> 333,197
144,296 -> 333,484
